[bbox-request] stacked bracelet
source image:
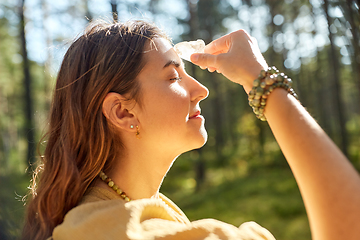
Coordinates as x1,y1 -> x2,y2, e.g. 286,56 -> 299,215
248,66 -> 298,121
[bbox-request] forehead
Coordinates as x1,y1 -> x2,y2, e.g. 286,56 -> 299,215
147,38 -> 173,54
142,38 -> 181,69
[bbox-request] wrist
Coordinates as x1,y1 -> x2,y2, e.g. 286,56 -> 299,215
245,64 -> 268,94
248,66 -> 298,121
243,84 -> 253,95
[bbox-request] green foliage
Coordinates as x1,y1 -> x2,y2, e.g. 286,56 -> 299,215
0,0 -> 359,239
0,173 -> 29,240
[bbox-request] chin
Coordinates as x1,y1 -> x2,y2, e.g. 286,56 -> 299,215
193,127 -> 208,149
200,128 -> 208,146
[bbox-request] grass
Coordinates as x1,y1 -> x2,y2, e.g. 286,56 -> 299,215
162,166 -> 311,240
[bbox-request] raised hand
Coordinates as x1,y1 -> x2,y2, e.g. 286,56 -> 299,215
190,30 -> 268,93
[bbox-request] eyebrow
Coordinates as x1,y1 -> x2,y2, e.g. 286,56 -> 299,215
163,60 -> 182,69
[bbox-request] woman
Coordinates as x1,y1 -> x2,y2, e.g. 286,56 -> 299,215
22,19 -> 360,240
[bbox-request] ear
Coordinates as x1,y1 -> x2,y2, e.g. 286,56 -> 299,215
102,92 -> 138,132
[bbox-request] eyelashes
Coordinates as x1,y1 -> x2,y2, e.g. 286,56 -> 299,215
170,77 -> 182,81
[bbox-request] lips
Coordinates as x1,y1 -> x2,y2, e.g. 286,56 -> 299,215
189,110 -> 201,119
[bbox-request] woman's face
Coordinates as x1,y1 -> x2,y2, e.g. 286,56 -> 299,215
134,38 -> 209,157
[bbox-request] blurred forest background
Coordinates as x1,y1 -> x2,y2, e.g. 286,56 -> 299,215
0,0 -> 359,239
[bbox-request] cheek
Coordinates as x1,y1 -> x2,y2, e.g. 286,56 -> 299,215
167,85 -> 190,121
169,83 -> 187,98
139,80 -> 192,126
147,87 -> 189,128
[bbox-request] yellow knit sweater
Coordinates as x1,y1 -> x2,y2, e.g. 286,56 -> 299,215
52,187 -> 275,240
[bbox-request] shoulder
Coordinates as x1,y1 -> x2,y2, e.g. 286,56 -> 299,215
52,190 -> 275,240
52,199 -> 130,239
52,194 -> 188,240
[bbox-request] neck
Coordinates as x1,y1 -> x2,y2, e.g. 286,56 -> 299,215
102,147 -> 178,200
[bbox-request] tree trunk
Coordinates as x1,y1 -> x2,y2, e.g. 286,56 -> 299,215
187,0 -> 206,192
19,0 -> 36,172
323,0 -> 349,157
84,0 -> 93,21
200,0 -> 225,157
110,0 -> 118,22
346,0 -> 360,112
315,52 -> 333,136
41,0 -> 53,111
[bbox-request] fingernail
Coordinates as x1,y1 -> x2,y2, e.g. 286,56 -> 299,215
191,54 -> 199,63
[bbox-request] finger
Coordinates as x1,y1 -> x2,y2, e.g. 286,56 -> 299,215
190,53 -> 218,69
204,34 -> 231,54
205,29 -> 252,55
250,36 -> 259,46
208,67 -> 217,72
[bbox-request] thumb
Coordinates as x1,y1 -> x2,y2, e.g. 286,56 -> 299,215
190,53 -> 219,69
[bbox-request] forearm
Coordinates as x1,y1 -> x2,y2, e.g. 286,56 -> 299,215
192,29 -> 360,239
265,89 -> 360,240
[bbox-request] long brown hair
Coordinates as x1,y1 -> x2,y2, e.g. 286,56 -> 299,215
21,20 -> 168,240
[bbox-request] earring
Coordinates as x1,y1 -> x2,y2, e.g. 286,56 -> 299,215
130,125 -> 134,129
135,126 -> 140,139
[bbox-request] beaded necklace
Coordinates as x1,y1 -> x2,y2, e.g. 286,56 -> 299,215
99,171 -> 131,201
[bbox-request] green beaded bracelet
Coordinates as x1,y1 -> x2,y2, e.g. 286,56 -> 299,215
248,66 -> 298,121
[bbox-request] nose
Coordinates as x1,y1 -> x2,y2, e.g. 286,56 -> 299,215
188,75 -> 209,102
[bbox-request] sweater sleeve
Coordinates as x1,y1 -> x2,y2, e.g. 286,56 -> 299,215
52,198 -> 275,240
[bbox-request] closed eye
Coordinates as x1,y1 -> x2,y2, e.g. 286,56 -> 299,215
170,77 -> 182,81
